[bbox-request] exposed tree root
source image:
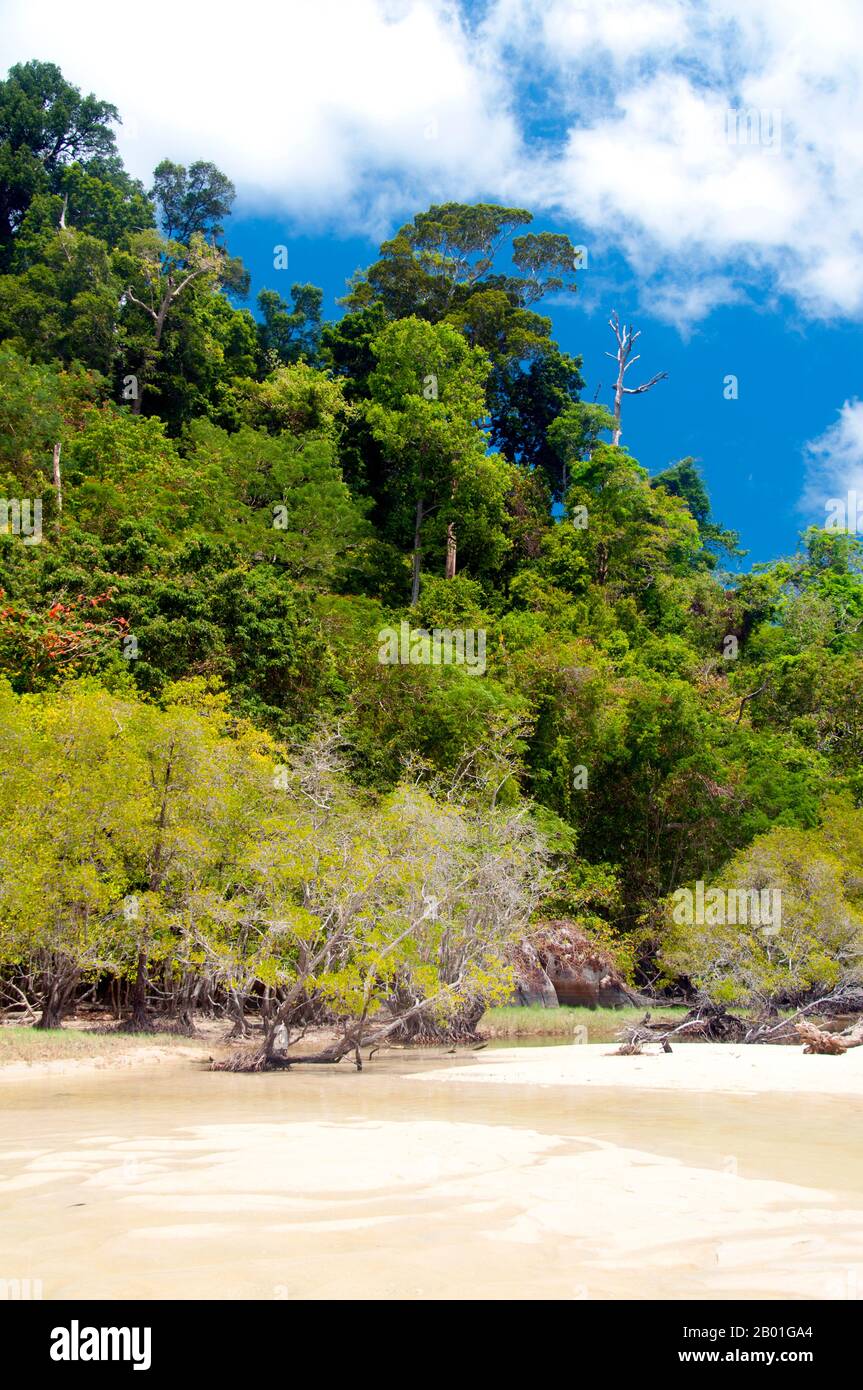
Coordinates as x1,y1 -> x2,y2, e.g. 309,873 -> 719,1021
212,1048 -> 282,1073
112,1013 -> 199,1037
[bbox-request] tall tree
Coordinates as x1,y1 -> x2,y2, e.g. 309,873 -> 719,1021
490,345 -> 584,498
342,205 -> 585,497
151,159 -> 236,245
365,316 -> 501,602
651,457 -> 743,566
256,283 -> 323,368
345,204 -> 579,321
0,61 -> 120,262
118,229 -> 249,413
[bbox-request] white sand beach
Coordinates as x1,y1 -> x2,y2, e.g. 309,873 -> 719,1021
408,1040 -> 863,1098
2,1045 -> 863,1300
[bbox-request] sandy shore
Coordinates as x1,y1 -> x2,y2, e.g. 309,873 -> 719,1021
5,1037 -> 863,1098
3,1056 -> 863,1300
4,1032 -> 862,1299
408,1040 -> 863,1097
0,1044 -> 206,1083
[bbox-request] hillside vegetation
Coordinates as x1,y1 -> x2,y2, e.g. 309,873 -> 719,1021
2,61 -> 863,1058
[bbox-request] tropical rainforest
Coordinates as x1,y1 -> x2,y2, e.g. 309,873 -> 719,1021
1,60 -> 862,1057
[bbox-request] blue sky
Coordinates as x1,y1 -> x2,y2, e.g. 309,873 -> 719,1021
229,211 -> 862,565
3,0 -> 862,566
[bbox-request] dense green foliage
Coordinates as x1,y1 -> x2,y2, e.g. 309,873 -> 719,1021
2,59 -> 862,1030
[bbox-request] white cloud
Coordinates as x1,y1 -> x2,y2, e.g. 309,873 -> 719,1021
802,401 -> 863,517
641,276 -> 746,335
2,0 -> 863,325
0,0 -> 521,237
520,0 -> 863,323
480,0 -> 691,76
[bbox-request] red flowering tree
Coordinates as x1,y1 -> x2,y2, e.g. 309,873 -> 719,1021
0,587 -> 129,686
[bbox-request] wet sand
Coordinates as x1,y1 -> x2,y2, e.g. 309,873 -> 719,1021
1,1051 -> 862,1300
0,1045 -> 205,1084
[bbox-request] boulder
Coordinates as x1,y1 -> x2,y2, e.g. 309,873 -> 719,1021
511,920 -> 638,1009
507,939 -> 559,1008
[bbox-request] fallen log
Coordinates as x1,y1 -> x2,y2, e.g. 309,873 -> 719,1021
796,1019 -> 863,1055
797,1021 -> 851,1054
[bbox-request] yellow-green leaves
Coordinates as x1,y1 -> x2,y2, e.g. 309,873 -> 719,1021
0,683 -> 548,1032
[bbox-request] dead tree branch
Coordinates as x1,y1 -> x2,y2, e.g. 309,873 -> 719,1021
607,311 -> 668,445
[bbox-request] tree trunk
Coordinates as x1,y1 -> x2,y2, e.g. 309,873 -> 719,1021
35,963 -> 78,1030
126,950 -> 151,1031
261,985 -> 273,1029
445,521 -> 457,580
411,495 -> 424,604
52,443 -> 62,534
226,987 -> 252,1039
612,368 -> 624,446
596,541 -> 609,586
444,479 -> 457,579
35,1001 -> 66,1030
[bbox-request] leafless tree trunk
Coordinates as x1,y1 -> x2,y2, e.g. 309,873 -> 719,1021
445,523 -> 457,579
52,443 -> 62,534
411,495 -> 424,604
606,311 -> 668,446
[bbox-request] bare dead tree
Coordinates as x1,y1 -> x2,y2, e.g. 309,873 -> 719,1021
52,442 -> 62,536
606,311 -> 668,446
445,481 -> 458,580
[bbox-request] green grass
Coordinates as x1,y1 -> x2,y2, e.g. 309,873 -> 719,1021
481,1004 -> 689,1043
0,1025 -> 207,1065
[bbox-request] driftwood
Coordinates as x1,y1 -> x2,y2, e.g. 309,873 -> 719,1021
614,996 -> 863,1058
746,986 -> 863,1044
796,1019 -> 863,1055
613,1003 -> 747,1055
